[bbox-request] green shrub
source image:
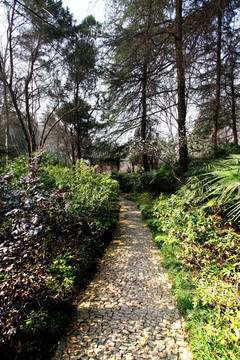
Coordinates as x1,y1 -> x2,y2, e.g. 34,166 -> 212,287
129,155 -> 240,358
216,143 -> 240,157
3,155 -> 29,184
192,155 -> 240,220
111,171 -> 140,192
0,158 -> 120,359
137,163 -> 179,194
148,189 -> 240,358
112,163 -> 179,194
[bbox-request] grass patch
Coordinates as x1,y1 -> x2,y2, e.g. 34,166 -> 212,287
159,242 -> 193,313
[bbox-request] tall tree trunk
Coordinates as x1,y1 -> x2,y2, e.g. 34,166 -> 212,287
212,1 -> 222,157
230,61 -> 238,144
8,85 -> 32,158
1,1 -> 32,158
25,83 -> 37,158
70,127 -> 76,165
75,84 -> 82,159
141,63 -> 150,172
175,0 -> 188,175
4,84 -> 10,165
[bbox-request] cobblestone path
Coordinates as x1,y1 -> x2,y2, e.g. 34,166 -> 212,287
53,199 -> 193,360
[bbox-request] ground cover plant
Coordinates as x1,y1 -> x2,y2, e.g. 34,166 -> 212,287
0,155 -> 119,360
127,156 -> 240,360
111,163 -> 179,194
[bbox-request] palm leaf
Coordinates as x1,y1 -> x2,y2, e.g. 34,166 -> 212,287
187,155 -> 240,220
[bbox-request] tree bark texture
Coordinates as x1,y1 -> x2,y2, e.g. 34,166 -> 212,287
230,61 -> 238,144
70,127 -> 76,165
4,84 -> 10,165
175,0 -> 188,175
141,63 -> 150,172
212,0 -> 222,157
75,85 -> 82,160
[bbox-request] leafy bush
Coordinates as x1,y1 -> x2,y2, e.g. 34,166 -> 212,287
111,171 -> 140,192
40,151 -> 65,166
188,143 -> 240,170
188,155 -> 240,220
0,158 -> 119,359
112,163 -> 179,194
152,198 -> 240,358
137,163 -> 179,194
3,155 -> 29,184
130,158 -> 240,358
216,143 -> 240,158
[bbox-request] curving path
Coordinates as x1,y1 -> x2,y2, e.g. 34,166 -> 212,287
53,199 -> 193,360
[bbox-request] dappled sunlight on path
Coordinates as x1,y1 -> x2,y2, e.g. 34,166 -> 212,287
53,199 -> 192,360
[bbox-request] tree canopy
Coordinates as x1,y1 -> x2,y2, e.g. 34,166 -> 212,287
0,0 -> 239,173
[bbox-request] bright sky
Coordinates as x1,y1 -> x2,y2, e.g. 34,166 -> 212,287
0,1 -> 108,37
61,0 -> 107,23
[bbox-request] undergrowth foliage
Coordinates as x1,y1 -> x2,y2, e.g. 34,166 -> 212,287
128,155 -> 240,360
111,163 -> 179,194
0,157 -> 119,359
151,191 -> 240,359
189,154 -> 240,220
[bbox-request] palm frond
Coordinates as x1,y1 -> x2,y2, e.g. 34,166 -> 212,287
186,155 -> 240,221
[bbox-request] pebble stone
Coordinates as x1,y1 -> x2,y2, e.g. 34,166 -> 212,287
52,199 -> 193,360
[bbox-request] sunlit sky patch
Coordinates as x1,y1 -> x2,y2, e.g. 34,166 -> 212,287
61,0 -> 106,23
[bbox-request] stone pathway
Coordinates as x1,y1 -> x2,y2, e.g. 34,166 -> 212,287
53,199 -> 193,360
